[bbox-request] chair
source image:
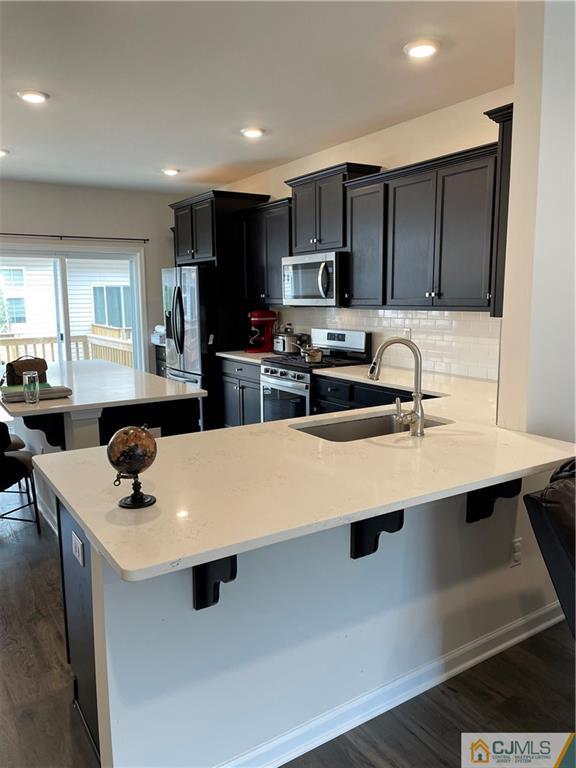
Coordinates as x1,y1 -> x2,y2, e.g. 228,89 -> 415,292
0,422 -> 41,534
524,459 -> 575,637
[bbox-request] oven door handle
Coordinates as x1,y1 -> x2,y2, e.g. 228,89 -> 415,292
317,261 -> 328,299
260,375 -> 309,394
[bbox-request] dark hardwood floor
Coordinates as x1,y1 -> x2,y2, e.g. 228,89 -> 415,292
0,497 -> 574,768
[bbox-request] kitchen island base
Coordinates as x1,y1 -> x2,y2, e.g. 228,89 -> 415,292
69,473 -> 561,768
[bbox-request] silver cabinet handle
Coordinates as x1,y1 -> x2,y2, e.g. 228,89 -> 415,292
309,238 -> 314,244
430,291 -> 436,297
317,261 -> 328,298
235,367 -> 243,372
425,291 -> 436,298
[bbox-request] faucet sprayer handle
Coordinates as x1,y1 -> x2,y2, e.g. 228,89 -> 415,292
395,397 -> 403,417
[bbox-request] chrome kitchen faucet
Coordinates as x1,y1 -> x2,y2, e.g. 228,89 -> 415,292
368,337 -> 425,437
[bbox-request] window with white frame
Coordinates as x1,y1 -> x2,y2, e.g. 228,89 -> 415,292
6,297 -> 26,324
0,267 -> 26,329
92,285 -> 134,328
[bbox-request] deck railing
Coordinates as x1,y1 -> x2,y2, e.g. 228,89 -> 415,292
0,333 -> 133,368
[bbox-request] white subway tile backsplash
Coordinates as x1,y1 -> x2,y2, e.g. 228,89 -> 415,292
279,308 -> 501,381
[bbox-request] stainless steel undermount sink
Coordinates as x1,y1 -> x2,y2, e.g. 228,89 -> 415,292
292,412 -> 449,442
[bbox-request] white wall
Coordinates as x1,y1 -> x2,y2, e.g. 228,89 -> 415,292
0,180 -> 177,368
498,1 -> 575,442
226,86 -> 513,199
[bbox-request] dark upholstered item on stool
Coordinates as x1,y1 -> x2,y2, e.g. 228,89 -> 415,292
7,434 -> 25,451
524,459 -> 575,637
0,422 -> 40,534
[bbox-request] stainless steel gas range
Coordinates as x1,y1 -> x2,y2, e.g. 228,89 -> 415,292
260,328 -> 371,422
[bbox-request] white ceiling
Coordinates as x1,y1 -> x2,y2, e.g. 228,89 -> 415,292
0,1 -> 515,193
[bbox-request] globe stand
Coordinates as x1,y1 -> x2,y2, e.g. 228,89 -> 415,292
114,473 -> 156,509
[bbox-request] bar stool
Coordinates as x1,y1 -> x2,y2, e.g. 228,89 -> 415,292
0,422 -> 40,534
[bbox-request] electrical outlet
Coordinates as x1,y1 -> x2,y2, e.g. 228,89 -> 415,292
510,536 -> 522,568
71,531 -> 84,567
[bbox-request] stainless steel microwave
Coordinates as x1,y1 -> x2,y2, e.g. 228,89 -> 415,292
282,252 -> 348,307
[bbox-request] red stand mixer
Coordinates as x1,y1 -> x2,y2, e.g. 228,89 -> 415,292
245,309 -> 277,353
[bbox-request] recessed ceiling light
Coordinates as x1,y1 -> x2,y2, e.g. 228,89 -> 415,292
403,41 -> 439,59
17,90 -> 50,104
240,127 -> 264,139
0,149 -> 9,158
161,168 -> 180,176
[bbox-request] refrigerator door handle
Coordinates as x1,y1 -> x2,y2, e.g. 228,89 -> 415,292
171,287 -> 181,355
175,286 -> 185,356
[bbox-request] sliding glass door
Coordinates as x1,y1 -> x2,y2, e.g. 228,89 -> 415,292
0,247 -> 144,369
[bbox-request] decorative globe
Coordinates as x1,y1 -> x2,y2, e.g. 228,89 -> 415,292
107,426 -> 157,477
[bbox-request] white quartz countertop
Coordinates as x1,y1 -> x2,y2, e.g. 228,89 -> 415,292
34,366 -> 575,581
216,350 -> 277,364
2,360 -> 207,417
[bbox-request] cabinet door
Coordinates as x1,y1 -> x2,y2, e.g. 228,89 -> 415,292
222,376 -> 241,427
386,172 -> 436,306
292,182 -> 317,254
240,379 -> 261,425
192,200 -> 214,260
58,504 -> 99,751
244,212 -> 267,303
174,206 -> 193,263
347,183 -> 385,306
433,157 -> 495,307
265,206 -> 290,304
316,173 -> 345,251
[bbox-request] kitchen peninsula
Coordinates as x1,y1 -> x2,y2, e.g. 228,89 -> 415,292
33,367 -> 575,768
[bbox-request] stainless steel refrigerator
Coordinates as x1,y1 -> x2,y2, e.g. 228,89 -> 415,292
162,266 -> 210,387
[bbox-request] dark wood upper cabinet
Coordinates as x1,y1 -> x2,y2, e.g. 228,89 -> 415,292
345,142 -> 499,310
386,172 -> 437,307
170,191 -> 269,267
286,163 -> 381,255
347,182 -> 386,306
264,202 -> 290,304
291,183 -> 317,254
243,198 -> 291,306
174,206 -> 193,263
192,199 -> 214,261
244,209 -> 266,303
485,103 -> 513,318
316,173 -> 345,251
433,156 -> 495,307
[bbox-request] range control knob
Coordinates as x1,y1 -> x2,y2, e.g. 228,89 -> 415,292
296,373 -> 305,381
270,368 -> 278,375
279,370 -> 288,377
262,367 -> 270,374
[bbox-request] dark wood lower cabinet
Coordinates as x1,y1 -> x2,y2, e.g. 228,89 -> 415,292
58,503 -> 99,753
241,380 -> 261,425
312,376 -> 435,413
219,360 -> 261,427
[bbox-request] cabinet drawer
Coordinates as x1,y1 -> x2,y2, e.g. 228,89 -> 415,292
353,384 -> 412,408
315,378 -> 351,403
220,359 -> 261,383
313,399 -> 351,415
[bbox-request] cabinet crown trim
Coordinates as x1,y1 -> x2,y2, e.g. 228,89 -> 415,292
170,191 -> 270,209
244,197 -> 292,214
344,143 -> 498,189
285,162 -> 381,187
484,103 -> 514,124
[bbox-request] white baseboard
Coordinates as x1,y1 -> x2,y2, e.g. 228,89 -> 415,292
221,602 -> 563,768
